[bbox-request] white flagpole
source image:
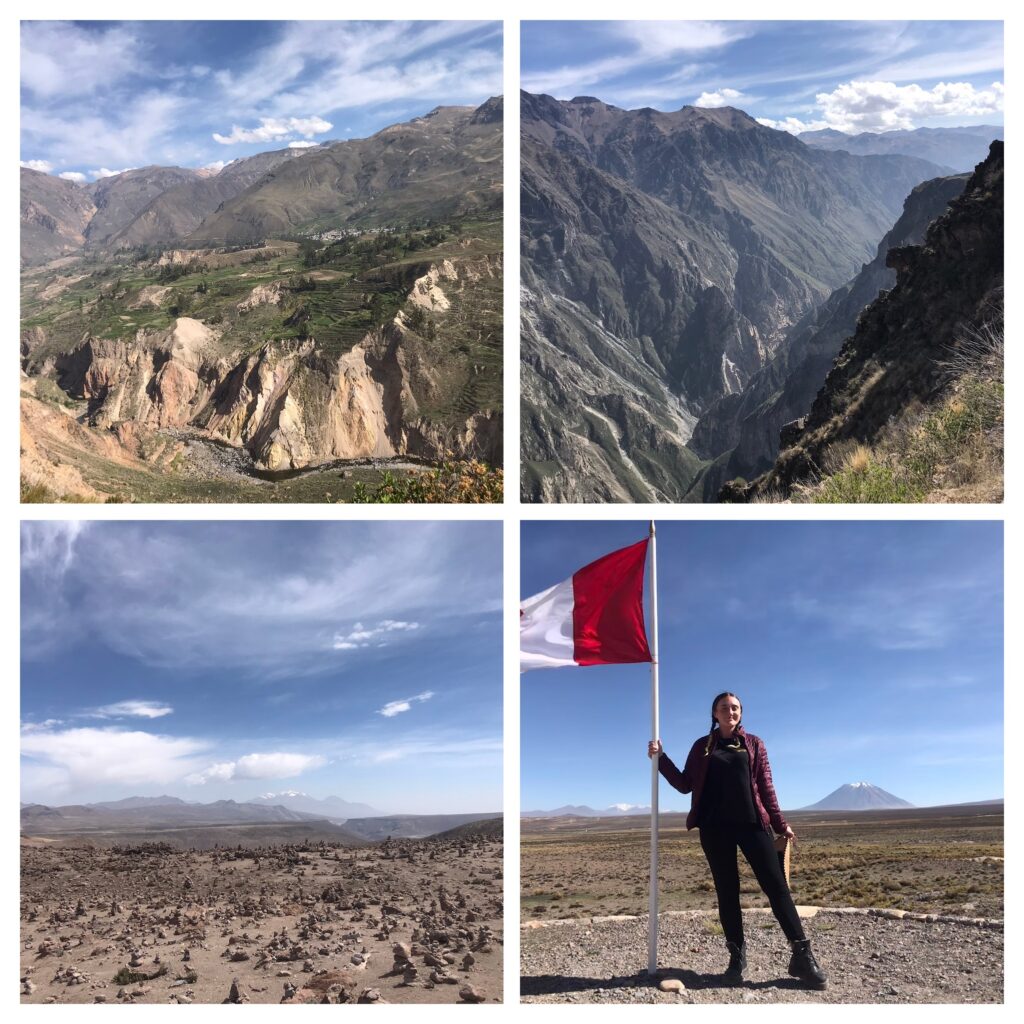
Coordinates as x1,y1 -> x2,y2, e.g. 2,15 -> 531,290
647,520 -> 660,975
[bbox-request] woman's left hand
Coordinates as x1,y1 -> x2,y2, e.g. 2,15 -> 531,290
783,825 -> 796,843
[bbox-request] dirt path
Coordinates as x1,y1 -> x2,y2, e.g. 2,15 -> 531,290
521,908 -> 1002,1003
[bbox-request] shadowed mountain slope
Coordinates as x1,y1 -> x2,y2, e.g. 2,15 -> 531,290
20,168 -> 97,267
728,141 -> 1003,501
686,171 -> 971,499
105,149 -> 312,249
83,166 -> 203,246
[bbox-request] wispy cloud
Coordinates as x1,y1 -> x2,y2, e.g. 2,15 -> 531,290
353,734 -> 501,765
522,20 -> 745,96
787,577 -> 987,651
377,690 -> 434,718
21,22 -> 145,98
333,619 -> 421,651
22,522 -> 498,679
90,700 -> 174,720
21,521 -> 85,576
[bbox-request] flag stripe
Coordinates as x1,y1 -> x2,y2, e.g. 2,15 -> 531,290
572,538 -> 652,666
519,577 -> 576,671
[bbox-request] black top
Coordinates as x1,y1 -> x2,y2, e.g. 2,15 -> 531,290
697,734 -> 757,827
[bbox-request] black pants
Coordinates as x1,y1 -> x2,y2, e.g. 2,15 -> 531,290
699,823 -> 806,946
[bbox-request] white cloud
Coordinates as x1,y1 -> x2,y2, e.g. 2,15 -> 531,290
757,116 -> 832,135
213,115 -> 332,145
21,91 -> 185,171
57,171 -> 86,183
21,521 -> 84,575
695,87 -> 745,108
288,140 -> 319,148
21,22 -> 144,99
91,700 -> 173,720
202,160 -> 229,173
815,79 -> 1004,133
186,752 -> 326,785
21,726 -> 209,796
378,690 -> 435,718
333,619 -> 421,651
20,159 -> 52,172
89,167 -> 134,180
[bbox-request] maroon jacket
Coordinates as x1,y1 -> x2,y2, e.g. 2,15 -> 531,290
657,726 -> 788,835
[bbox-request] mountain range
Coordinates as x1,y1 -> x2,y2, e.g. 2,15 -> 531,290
19,797 -> 498,842
21,100 -> 502,267
520,804 -> 653,819
249,790 -> 379,820
798,124 -> 1001,173
520,91 -> 1002,503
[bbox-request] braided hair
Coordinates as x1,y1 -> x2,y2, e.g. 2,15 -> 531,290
705,691 -> 743,755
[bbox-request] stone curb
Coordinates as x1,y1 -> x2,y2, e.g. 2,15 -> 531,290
522,907 -> 1003,931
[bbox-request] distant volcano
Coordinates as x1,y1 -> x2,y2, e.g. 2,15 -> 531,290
803,782 -> 913,811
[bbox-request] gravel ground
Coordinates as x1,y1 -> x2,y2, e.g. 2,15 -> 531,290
521,908 -> 1002,1003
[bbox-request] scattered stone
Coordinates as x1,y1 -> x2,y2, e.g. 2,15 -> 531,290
459,983 -> 485,1003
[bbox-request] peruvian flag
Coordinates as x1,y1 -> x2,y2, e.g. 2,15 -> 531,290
520,539 -> 652,672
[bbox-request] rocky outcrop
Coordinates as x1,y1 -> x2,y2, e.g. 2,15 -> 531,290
236,282 -> 284,312
728,141 -> 1003,501
48,315 -> 496,473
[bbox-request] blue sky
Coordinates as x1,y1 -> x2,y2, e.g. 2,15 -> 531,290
20,20 -> 502,182
21,521 -> 502,813
521,521 -> 1003,812
521,21 -> 1003,133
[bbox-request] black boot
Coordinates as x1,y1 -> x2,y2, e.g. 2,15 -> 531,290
723,941 -> 746,984
788,939 -> 827,989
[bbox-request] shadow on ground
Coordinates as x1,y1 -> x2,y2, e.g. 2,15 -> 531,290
521,969 -> 808,997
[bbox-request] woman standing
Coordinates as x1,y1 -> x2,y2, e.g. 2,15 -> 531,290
648,691 -> 827,989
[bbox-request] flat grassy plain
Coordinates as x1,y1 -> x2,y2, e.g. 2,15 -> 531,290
521,804 -> 1003,922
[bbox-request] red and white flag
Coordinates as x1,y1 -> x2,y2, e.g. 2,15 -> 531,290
520,539 -> 652,671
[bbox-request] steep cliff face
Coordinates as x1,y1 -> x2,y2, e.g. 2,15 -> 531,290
688,172 -> 971,496
48,315 -> 493,472
520,91 -> 947,502
727,141 -> 1003,501
31,237 -> 502,475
